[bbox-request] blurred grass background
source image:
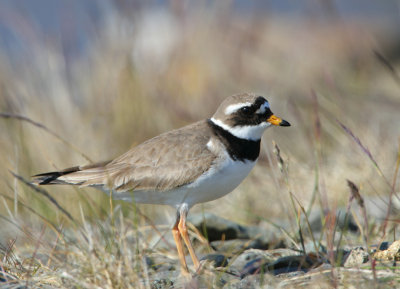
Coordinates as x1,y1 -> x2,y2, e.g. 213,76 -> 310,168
0,1 -> 399,285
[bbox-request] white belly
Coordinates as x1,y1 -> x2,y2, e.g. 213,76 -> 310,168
181,156 -> 257,206
112,154 -> 257,208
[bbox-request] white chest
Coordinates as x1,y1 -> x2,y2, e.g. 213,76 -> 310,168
182,151 -> 257,206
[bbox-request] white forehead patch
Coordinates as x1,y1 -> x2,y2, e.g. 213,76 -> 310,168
224,102 -> 252,115
255,101 -> 270,114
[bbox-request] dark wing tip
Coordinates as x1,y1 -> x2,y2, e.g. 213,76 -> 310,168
32,166 -> 82,185
32,172 -> 63,185
31,161 -> 111,185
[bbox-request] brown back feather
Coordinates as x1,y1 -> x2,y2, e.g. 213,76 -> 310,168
38,120 -> 217,192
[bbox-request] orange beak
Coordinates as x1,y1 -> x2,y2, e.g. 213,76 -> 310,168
267,114 -> 291,126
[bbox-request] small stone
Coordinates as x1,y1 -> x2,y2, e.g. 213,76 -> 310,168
201,254 -> 230,267
188,213 -> 277,247
210,239 -> 268,254
343,247 -> 369,267
230,249 -> 281,273
231,249 -> 315,278
373,240 -> 400,261
151,278 -> 174,289
188,213 -> 248,241
266,253 -> 324,275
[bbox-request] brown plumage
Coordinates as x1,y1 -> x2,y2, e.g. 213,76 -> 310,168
33,120 -> 217,193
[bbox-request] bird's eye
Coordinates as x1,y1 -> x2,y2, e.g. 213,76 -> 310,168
240,107 -> 252,115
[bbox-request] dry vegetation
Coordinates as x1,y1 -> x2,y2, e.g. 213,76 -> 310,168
0,2 -> 399,288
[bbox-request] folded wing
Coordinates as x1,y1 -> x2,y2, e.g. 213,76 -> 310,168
32,121 -> 217,192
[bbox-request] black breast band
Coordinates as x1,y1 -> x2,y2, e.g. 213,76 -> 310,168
207,119 -> 260,162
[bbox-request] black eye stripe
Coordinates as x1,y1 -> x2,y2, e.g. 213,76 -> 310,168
238,97 -> 267,113
238,102 -> 266,115
239,106 -> 253,115
230,106 -> 273,126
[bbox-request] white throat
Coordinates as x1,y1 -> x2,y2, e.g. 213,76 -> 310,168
210,117 -> 270,141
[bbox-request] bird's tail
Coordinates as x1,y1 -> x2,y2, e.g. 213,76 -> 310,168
32,161 -> 111,186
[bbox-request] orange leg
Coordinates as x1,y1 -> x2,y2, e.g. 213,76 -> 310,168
178,205 -> 201,271
172,214 -> 189,273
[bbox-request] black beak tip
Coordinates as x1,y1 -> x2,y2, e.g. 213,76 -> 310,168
280,119 -> 291,127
